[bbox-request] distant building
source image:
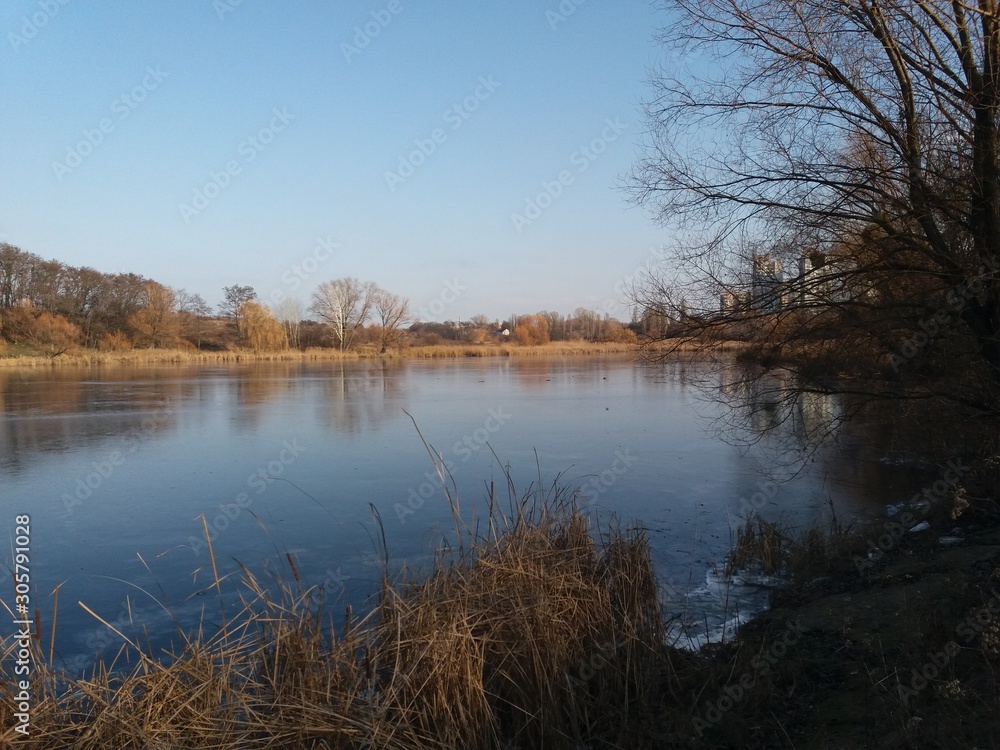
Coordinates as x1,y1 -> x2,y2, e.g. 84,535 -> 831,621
750,255 -> 784,313
720,290 -> 750,314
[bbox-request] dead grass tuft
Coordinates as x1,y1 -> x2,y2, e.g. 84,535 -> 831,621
0,479 -> 694,748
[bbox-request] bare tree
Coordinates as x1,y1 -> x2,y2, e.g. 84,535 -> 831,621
219,285 -> 257,329
274,297 -> 304,349
310,278 -> 376,351
539,310 -> 565,340
628,0 -> 1000,426
372,288 -> 410,352
176,289 -> 212,348
128,282 -> 181,348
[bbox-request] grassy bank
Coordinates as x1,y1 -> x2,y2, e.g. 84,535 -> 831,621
0,341 -> 644,368
2,463 -> 999,747
0,488 -> 699,749
695,460 -> 1000,749
0,339 -> 747,369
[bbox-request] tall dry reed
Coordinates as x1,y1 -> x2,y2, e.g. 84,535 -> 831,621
0,476 -> 697,748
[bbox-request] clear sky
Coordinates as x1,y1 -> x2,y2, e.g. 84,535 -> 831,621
0,1 -> 671,322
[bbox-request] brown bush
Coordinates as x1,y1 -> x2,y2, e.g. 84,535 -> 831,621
128,283 -> 181,348
1,304 -> 38,343
512,314 -> 550,345
238,301 -> 289,351
27,311 -> 81,356
601,321 -> 638,344
98,331 -> 133,351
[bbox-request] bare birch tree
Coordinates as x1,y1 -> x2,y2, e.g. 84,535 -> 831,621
310,278 -> 376,351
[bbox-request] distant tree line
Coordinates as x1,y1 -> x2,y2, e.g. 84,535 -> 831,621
0,243 -> 641,357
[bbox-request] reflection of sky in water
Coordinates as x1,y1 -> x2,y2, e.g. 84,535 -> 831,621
0,357 -> 926,668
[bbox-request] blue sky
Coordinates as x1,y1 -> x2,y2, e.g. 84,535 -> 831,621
1,1 -> 671,321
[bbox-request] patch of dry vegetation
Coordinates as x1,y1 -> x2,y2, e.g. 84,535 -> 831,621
4,461 -> 1000,748
0,487 -> 699,749
0,340 -> 648,368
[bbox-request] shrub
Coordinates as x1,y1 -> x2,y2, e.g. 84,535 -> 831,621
26,311 -> 81,356
512,314 -> 550,345
238,301 -> 289,351
128,283 -> 182,348
601,321 -> 638,344
98,331 -> 133,351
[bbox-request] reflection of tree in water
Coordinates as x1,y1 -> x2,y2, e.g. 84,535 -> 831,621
642,357 -> 700,393
640,354 -> 968,514
701,361 -> 846,480
714,359 -> 986,471
318,360 -> 408,435
233,363 -> 300,407
228,363 -> 303,429
508,355 -> 644,390
0,368 -> 193,473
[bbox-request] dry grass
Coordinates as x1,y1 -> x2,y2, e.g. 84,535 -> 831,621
724,515 -> 790,577
723,511 -> 857,583
0,478 -> 697,748
0,337 -> 751,369
0,341 -> 648,369
5,479 -> 998,748
395,341 -> 639,358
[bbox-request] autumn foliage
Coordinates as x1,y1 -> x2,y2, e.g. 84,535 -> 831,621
98,331 -> 133,352
128,283 -> 181,348
512,314 -> 550,346
27,311 -> 82,356
238,301 -> 289,351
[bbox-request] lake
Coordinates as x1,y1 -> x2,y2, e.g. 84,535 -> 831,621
0,355 -> 921,668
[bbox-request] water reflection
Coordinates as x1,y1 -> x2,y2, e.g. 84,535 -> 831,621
0,369 -> 185,474
318,360 -> 408,434
0,356 -> 927,671
0,361 -> 416,469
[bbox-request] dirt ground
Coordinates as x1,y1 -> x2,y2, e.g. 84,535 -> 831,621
683,512 -> 1000,749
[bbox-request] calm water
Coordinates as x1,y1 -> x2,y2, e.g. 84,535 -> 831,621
1,356 -> 919,667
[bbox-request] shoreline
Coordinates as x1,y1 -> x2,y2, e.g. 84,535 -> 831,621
0,339 -> 742,369
1,457 -> 996,746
